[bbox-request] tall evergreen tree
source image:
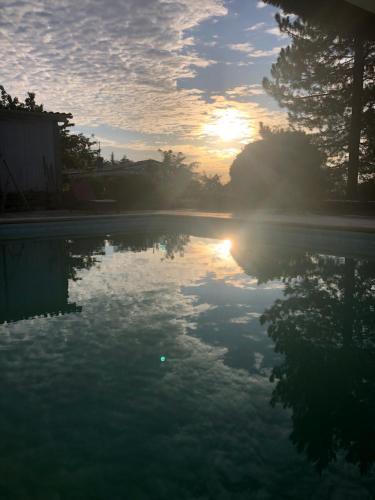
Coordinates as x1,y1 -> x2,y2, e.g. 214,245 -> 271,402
263,10 -> 375,197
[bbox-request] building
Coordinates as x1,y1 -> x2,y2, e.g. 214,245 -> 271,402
0,238 -> 81,324
0,110 -> 69,208
66,159 -> 163,180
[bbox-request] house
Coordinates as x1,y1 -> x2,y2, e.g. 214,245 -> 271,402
0,238 -> 81,324
66,159 -> 163,179
0,109 -> 70,208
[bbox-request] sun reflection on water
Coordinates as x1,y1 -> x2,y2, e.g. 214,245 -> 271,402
216,239 -> 232,259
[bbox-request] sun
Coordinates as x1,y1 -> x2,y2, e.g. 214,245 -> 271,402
216,239 -> 232,259
203,108 -> 251,142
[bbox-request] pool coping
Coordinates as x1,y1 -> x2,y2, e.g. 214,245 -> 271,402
1,210 -> 375,234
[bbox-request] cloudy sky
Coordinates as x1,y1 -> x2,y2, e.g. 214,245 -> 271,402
1,0 -> 289,178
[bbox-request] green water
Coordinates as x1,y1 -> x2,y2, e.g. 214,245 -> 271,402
0,224 -> 374,499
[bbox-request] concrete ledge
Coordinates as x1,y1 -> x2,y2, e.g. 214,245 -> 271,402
1,210 -> 374,259
0,209 -> 374,233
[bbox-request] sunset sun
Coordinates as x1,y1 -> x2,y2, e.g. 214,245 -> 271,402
203,108 -> 252,142
216,239 -> 232,259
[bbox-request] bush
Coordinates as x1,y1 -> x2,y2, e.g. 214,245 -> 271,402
229,127 -> 326,208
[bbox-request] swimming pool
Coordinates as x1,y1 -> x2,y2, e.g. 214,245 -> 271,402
0,219 -> 374,499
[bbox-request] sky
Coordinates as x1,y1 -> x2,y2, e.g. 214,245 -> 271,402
1,0 -> 290,179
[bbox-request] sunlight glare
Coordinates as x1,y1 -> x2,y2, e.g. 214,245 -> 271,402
216,239 -> 232,259
203,108 -> 251,142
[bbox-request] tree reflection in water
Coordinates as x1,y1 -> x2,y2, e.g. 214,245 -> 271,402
0,233 -> 191,324
1,227 -> 374,497
233,236 -> 375,474
109,233 -> 190,260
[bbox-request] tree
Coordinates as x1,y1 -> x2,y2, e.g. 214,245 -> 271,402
158,150 -> 197,175
119,155 -> 132,168
157,149 -> 198,205
59,123 -> 100,171
260,255 -> 375,473
194,173 -> 225,209
0,85 -> 101,171
229,125 -> 325,207
263,1 -> 375,198
262,0 -> 375,36
199,173 -> 222,194
231,234 -> 375,473
0,85 -> 44,112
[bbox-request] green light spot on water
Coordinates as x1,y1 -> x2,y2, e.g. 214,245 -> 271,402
160,355 -> 166,363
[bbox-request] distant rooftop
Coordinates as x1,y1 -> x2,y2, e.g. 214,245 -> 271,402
66,159 -> 163,177
0,109 -> 71,123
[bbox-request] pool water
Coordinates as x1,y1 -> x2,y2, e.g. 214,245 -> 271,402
0,224 -> 374,499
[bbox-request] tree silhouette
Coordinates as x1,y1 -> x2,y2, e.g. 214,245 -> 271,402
109,233 -> 190,260
0,86 -> 44,112
229,126 -> 324,207
263,15 -> 375,197
258,254 -> 375,473
263,0 -> 375,198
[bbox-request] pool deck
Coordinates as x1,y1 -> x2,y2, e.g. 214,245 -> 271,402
0,209 -> 374,233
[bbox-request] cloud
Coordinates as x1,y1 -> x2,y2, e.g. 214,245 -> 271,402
203,40 -> 218,47
226,84 -> 265,97
265,26 -> 289,38
246,22 -> 266,31
229,43 -> 282,58
0,0 -> 288,176
256,1 -> 267,8
246,23 -> 289,39
89,90 -> 286,179
228,42 -> 254,54
0,0 -> 227,136
249,46 -> 282,57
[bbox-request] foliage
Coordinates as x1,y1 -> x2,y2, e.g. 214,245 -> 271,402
67,238 -> 105,281
261,255 -> 375,473
262,0 -> 375,40
59,122 -> 100,171
118,154 -> 132,168
229,125 -> 325,207
0,85 -> 44,112
232,233 -> 375,473
262,15 -> 375,191
109,233 -> 190,259
193,173 -> 226,209
156,149 -> 198,206
199,173 -> 223,194
158,149 -> 197,179
0,85 -> 227,207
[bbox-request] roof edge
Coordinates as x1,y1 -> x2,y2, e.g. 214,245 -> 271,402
345,0 -> 375,14
0,109 -> 72,122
